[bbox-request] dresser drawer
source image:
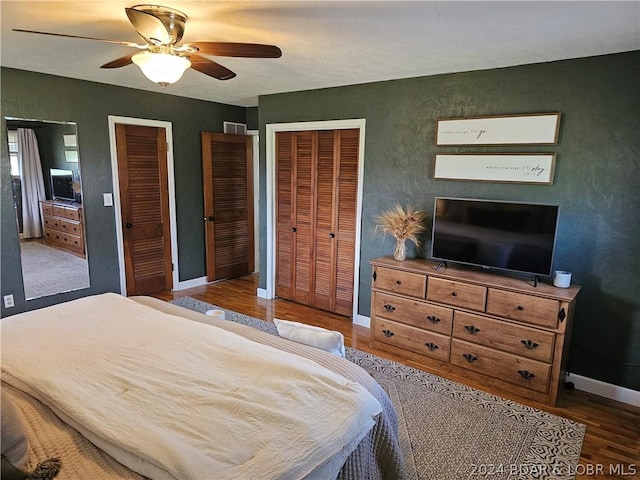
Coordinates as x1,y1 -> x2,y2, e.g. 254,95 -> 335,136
41,203 -> 54,216
374,267 -> 426,299
52,205 -> 68,218
44,216 -> 82,235
452,311 -> 555,363
63,207 -> 81,221
486,289 -> 560,328
375,319 -> 450,362
427,277 -> 486,311
45,230 -> 84,253
451,339 -> 551,393
374,292 -> 453,335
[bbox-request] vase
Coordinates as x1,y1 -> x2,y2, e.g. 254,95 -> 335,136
393,239 -> 407,261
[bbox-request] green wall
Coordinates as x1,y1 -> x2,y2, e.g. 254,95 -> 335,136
258,51 -> 640,390
1,68 -> 246,314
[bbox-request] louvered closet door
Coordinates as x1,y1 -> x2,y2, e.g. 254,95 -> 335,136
202,132 -> 254,281
275,132 -> 295,299
115,124 -> 172,296
292,131 -> 314,305
275,129 -> 359,316
312,130 -> 337,312
330,129 -> 359,315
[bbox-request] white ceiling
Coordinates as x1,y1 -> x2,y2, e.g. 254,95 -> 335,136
1,1 -> 638,107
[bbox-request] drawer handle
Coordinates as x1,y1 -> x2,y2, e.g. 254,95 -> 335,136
396,280 -> 402,285
518,370 -> 536,380
517,305 -> 524,311
424,342 -> 439,351
426,315 -> 441,324
464,325 -> 480,335
521,339 -> 539,349
382,329 -> 395,338
451,291 -> 458,297
558,308 -> 566,322
462,353 -> 478,363
383,304 -> 396,313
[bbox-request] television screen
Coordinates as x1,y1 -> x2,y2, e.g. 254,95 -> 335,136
430,197 -> 559,277
50,168 -> 75,201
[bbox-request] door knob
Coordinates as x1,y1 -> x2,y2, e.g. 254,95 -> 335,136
329,233 -> 335,238
125,222 -> 133,228
291,227 -> 297,232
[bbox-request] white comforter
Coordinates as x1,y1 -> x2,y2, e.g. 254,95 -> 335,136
0,293 -> 382,480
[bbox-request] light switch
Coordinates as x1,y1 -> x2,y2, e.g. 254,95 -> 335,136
103,193 -> 113,207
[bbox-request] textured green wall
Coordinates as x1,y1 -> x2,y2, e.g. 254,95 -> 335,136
1,68 -> 246,315
258,51 -> 640,390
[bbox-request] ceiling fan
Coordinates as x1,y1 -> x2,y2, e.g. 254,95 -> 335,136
13,4 -> 282,86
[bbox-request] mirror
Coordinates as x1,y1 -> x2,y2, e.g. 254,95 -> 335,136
5,117 -> 90,300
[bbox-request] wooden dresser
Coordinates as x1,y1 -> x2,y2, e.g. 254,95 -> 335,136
370,256 -> 580,406
40,199 -> 86,258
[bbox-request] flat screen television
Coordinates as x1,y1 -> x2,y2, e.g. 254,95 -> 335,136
430,197 -> 559,278
50,168 -> 75,201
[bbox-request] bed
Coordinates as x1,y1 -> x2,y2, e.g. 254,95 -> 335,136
1,293 -> 406,480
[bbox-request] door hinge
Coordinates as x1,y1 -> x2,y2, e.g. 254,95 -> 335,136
172,263 -> 174,272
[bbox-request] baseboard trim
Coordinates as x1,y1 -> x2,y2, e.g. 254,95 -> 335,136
174,276 -> 208,290
565,372 -> 639,406
355,314 -> 371,329
257,288 -> 268,299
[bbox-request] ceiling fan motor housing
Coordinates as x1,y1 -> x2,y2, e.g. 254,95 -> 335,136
127,4 -> 188,45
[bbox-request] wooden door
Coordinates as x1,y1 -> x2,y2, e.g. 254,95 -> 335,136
275,129 -> 359,316
275,131 -> 295,300
115,124 -> 172,296
315,129 -> 359,315
202,132 -> 254,281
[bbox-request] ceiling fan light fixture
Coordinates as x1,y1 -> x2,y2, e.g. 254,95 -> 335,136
132,52 -> 191,86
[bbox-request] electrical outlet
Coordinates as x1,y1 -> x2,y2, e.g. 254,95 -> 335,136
4,294 -> 15,308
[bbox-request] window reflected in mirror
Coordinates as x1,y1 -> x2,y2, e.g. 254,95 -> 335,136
5,117 -> 90,300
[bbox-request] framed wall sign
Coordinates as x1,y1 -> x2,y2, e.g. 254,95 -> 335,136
435,113 -> 561,146
434,153 -> 556,184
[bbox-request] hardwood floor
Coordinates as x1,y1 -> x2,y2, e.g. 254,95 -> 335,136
153,274 -> 639,480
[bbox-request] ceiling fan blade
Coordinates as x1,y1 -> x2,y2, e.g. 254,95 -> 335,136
189,54 -> 236,81
101,53 -> 136,69
12,29 -> 145,48
125,7 -> 171,45
183,42 -> 282,58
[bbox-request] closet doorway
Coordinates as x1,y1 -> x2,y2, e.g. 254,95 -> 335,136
266,120 -> 365,321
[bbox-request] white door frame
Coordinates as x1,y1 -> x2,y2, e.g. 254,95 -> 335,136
265,119 -> 366,323
248,130 -> 260,272
108,115 -> 179,295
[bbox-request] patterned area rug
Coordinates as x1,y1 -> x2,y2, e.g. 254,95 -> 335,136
170,297 -> 586,480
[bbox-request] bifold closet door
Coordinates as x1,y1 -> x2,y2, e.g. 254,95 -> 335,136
315,129 -> 358,316
275,129 -> 359,316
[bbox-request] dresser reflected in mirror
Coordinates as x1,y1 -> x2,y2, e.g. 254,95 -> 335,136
6,117 -> 90,300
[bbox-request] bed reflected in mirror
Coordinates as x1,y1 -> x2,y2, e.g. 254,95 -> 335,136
5,117 -> 90,299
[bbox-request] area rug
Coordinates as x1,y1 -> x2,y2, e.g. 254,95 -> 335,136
170,296 -> 586,480
19,240 -> 89,299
